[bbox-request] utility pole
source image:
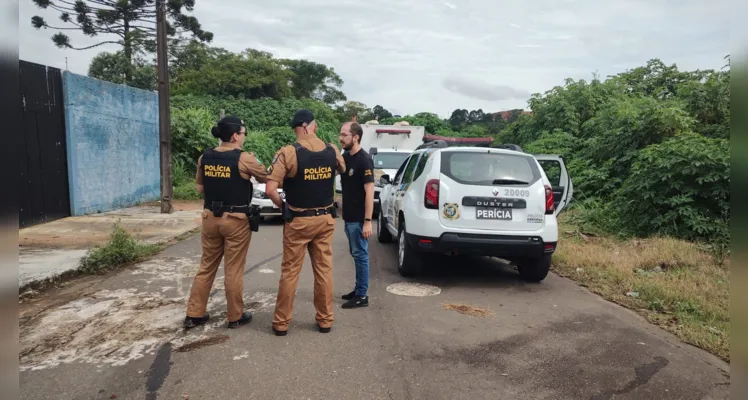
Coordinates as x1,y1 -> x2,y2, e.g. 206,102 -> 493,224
156,0 -> 172,214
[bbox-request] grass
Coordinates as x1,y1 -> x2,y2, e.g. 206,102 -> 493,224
78,223 -> 162,274
554,211 -> 730,362
173,160 -> 203,201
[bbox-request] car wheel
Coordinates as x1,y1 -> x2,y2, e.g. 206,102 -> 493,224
397,219 -> 423,277
377,212 -> 392,243
517,254 -> 552,283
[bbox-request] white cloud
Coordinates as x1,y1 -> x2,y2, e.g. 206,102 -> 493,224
19,0 -> 732,118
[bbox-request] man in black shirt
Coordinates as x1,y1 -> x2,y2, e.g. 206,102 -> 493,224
338,121 -> 375,309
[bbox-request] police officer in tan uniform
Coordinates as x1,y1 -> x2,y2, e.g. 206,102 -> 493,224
264,109 -> 345,336
184,115 -> 269,330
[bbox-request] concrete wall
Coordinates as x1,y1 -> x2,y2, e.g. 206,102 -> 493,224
63,71 -> 160,215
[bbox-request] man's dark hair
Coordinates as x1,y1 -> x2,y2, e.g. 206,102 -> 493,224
350,122 -> 363,144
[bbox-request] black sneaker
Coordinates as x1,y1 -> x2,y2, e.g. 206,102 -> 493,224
183,313 -> 210,329
342,296 -> 369,309
227,312 -> 253,329
341,290 -> 356,300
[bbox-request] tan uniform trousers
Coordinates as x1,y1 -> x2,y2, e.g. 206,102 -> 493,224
186,210 -> 251,322
272,214 -> 336,331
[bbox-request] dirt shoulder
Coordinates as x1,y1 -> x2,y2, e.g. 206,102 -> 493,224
553,214 -> 730,362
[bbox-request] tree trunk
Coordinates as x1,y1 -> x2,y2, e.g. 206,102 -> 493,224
124,20 -> 132,85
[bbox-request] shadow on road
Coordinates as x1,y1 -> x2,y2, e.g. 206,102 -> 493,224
371,241 -> 541,291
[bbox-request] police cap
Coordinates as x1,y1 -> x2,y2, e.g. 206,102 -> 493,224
290,109 -> 315,128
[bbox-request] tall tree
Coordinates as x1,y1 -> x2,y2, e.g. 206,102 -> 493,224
278,59 -> 347,105
30,0 -> 212,84
468,109 -> 485,123
449,109 -> 469,128
88,50 -> 156,90
171,49 -> 293,100
372,105 -> 392,120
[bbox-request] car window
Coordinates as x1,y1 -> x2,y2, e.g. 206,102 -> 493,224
412,150 -> 431,182
392,156 -> 410,185
373,152 -> 411,170
401,153 -> 421,185
537,160 -> 562,187
440,151 -> 541,186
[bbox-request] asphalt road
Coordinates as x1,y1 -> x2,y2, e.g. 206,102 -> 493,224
19,218 -> 730,400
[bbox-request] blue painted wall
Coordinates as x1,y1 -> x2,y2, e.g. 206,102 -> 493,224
62,71 -> 160,215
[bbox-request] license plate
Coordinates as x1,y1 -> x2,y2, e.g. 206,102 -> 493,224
476,207 -> 513,220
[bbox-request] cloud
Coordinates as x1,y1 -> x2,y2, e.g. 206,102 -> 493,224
18,0 -> 731,118
442,76 -> 531,101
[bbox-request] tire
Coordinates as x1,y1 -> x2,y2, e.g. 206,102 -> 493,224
377,212 -> 392,243
518,254 -> 552,282
397,219 -> 423,277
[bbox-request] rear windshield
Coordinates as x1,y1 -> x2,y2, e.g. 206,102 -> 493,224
373,152 -> 411,170
440,151 -> 541,186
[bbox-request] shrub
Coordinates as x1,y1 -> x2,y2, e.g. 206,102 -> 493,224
78,223 -> 160,274
616,132 -> 729,245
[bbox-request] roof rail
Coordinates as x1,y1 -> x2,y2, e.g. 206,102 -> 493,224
415,140 -> 449,151
494,144 -> 523,152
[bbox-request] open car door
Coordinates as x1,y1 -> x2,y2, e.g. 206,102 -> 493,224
534,155 -> 573,215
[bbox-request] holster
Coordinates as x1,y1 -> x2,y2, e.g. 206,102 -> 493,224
331,201 -> 339,219
210,201 -> 224,217
247,204 -> 260,232
282,201 -> 293,223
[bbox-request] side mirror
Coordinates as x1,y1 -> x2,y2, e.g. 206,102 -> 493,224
380,174 -> 391,185
370,147 -> 378,156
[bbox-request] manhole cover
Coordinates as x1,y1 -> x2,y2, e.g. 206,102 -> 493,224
386,282 -> 441,297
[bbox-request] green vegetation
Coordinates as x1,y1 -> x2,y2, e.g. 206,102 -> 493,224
78,223 -> 160,274
503,59 -> 730,253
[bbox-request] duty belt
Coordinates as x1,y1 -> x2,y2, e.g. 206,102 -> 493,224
208,202 -> 250,213
290,206 -> 334,217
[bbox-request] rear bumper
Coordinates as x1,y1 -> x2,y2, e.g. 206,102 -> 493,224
251,197 -> 282,216
407,232 -> 556,259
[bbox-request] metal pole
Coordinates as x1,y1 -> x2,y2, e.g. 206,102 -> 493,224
156,0 -> 173,214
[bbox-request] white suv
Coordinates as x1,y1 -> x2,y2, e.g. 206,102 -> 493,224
250,180 -> 286,219
376,141 -> 573,282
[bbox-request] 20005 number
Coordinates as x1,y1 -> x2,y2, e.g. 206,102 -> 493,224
504,189 -> 530,197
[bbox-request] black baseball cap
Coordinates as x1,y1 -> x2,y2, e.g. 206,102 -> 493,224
290,109 -> 315,128
219,115 -> 244,127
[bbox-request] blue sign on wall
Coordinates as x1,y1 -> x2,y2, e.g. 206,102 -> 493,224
62,71 -> 160,216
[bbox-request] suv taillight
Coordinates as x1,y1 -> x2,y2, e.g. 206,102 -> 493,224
425,179 -> 440,209
544,185 -> 555,214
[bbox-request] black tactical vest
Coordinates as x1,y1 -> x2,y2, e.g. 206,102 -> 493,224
283,142 -> 336,209
200,149 -> 252,209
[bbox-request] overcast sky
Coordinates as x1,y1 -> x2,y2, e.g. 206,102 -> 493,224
20,0 -> 735,118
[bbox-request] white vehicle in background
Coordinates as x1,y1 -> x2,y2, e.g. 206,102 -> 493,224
250,179 -> 285,220
336,123 -> 425,217
376,140 -> 573,282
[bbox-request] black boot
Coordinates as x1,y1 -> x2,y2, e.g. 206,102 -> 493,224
227,312 -> 252,329
183,313 -> 210,329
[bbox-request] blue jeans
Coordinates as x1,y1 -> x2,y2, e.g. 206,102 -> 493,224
344,222 -> 370,297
